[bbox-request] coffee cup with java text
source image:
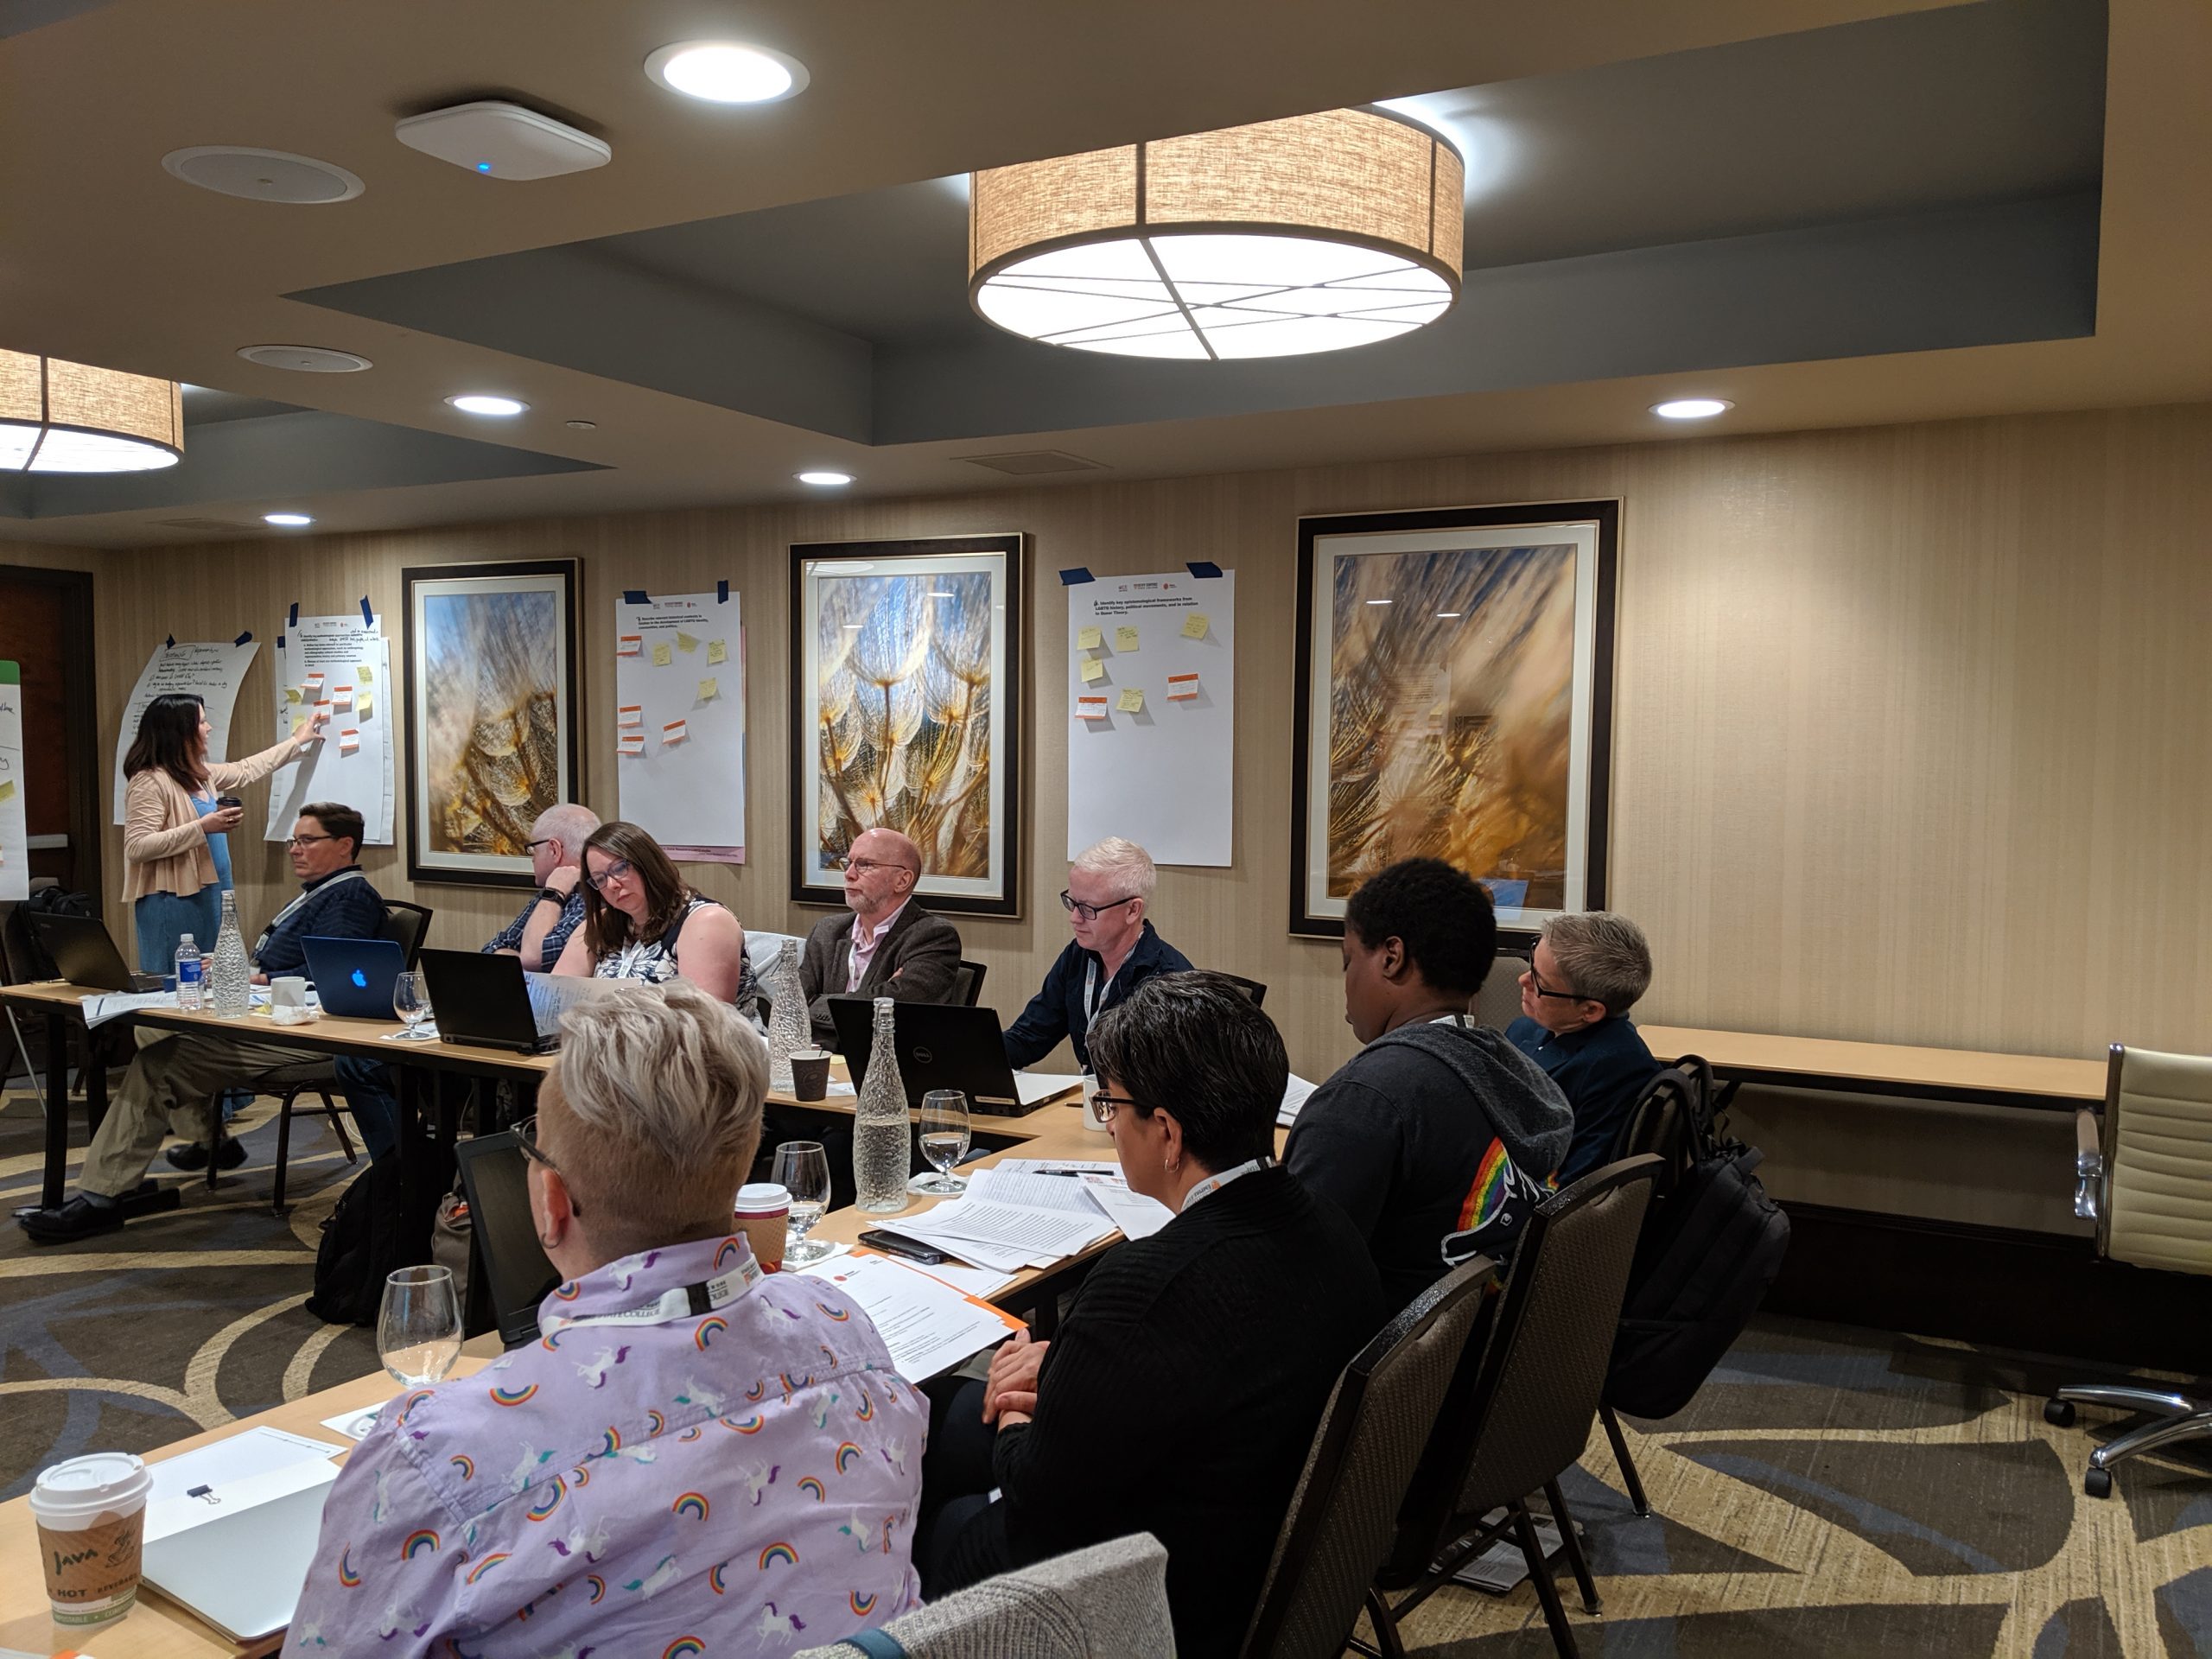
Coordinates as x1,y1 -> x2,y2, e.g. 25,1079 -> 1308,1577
30,1450 -> 153,1629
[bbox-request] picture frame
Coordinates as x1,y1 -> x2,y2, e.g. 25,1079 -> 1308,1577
790,533 -> 1025,917
401,558 -> 582,888
1290,502 -> 1619,942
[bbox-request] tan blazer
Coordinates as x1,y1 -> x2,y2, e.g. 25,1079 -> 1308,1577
121,734 -> 303,905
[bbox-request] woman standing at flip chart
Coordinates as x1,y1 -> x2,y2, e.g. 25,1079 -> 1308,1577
120,692 -> 323,976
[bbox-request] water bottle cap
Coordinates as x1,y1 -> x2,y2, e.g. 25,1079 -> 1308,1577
178,934 -> 194,946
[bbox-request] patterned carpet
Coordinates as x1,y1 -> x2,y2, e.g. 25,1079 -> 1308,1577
4,1087 -> 2209,1655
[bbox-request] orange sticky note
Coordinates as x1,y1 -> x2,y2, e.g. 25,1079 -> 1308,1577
332,685 -> 354,710
617,705 -> 644,728
1166,671 -> 1200,700
619,734 -> 645,755
662,718 -> 687,745
1076,696 -> 1110,721
338,728 -> 360,754
617,634 -> 643,658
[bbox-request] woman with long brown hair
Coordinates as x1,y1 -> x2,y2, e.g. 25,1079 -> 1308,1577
121,692 -> 324,977
549,819 -> 758,1023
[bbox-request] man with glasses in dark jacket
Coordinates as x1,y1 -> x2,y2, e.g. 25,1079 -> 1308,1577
1003,837 -> 1192,1072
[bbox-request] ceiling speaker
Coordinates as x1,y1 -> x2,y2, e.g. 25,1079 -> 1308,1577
162,146 -> 365,204
236,345 -> 373,373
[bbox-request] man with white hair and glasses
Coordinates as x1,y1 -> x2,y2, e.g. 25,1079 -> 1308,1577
1003,837 -> 1192,1072
1506,911 -> 1662,1186
482,801 -> 601,972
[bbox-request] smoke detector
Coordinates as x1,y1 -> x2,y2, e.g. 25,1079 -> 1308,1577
162,146 -> 365,204
237,345 -> 373,373
394,101 -> 611,181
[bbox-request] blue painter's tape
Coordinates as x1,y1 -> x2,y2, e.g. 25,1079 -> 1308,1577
624,589 -> 648,605
359,596 -> 374,627
716,580 -> 729,604
288,602 -> 299,628
276,635 -> 285,651
165,634 -> 175,650
234,630 -> 252,646
1186,561 -> 1223,579
1058,567 -> 1095,586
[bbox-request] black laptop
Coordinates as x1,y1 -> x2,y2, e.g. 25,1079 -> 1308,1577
30,912 -> 158,992
418,949 -> 558,1053
827,996 -> 1076,1116
453,1130 -> 559,1347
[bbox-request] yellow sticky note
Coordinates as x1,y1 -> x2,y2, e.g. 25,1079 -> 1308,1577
652,642 -> 673,668
1115,625 -> 1141,652
357,691 -> 373,717
0,779 -> 14,802
706,639 -> 728,665
1079,658 -> 1105,683
677,631 -> 699,653
1116,688 -> 1145,714
357,664 -> 374,683
283,686 -> 302,703
1181,612 -> 1211,640
698,677 -> 720,701
1077,626 -> 1103,652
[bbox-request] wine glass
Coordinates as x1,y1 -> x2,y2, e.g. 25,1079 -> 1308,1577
771,1141 -> 834,1266
378,1265 -> 462,1387
914,1090 -> 971,1196
394,971 -> 435,1040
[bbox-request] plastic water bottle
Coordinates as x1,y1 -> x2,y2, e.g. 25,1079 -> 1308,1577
210,891 -> 251,1020
174,933 -> 202,1011
765,938 -> 810,1092
853,996 -> 911,1212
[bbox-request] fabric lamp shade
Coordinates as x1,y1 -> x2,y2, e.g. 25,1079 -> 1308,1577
969,108 -> 1464,359
0,349 -> 184,472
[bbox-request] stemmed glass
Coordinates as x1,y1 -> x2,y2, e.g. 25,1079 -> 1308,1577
394,971 -> 435,1040
378,1265 -> 462,1387
772,1141 -> 834,1266
914,1090 -> 971,1196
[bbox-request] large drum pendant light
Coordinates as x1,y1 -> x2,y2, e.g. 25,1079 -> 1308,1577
0,350 -> 184,472
969,107 -> 1464,360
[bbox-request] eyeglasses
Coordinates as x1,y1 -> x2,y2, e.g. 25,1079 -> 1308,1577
834,855 -> 911,876
514,1116 -> 582,1217
1088,1090 -> 1147,1122
1524,966 -> 1584,1003
285,833 -> 336,849
1060,890 -> 1139,923
584,858 -> 634,893
524,838 -> 554,854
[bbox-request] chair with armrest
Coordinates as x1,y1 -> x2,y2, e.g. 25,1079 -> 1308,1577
380,899 -> 433,969
1469,952 -> 1529,1029
1236,1257 -> 1497,1659
2044,1044 -> 2212,1498
951,959 -> 988,1008
1216,971 -> 1268,1007
1367,1156 -> 1663,1658
791,1532 -> 1173,1659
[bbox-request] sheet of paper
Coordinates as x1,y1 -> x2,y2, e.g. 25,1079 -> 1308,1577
1115,624 -> 1141,652
620,734 -> 646,756
1080,657 -> 1105,683
143,1425 -> 346,1541
330,686 -> 353,711
143,1457 -> 340,1546
1077,626 -> 1103,651
319,1404 -> 387,1442
617,591 -> 747,859
81,988 -> 180,1028
893,1197 -> 1114,1259
1277,1071 -> 1319,1126
965,1166 -> 1110,1216
112,639 -> 259,827
652,641 -> 673,667
1079,1173 -> 1175,1239
794,1251 -> 1022,1382
707,638 -> 728,664
1013,1071 -> 1083,1106
338,728 -> 359,754
911,1260 -> 1014,1300
0,669 -> 23,902
1181,612 -> 1211,640
1166,672 -> 1200,701
1076,696 -> 1109,721
1116,689 -> 1145,715
869,1220 -> 1034,1275
266,613 -> 394,846
994,1158 -> 1120,1177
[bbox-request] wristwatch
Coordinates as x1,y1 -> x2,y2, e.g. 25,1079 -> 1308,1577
537,887 -> 569,907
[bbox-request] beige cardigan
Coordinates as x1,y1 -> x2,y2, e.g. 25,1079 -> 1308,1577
121,734 -> 305,905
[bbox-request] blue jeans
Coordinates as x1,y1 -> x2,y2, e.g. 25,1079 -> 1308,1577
135,890 -> 250,1122
332,1057 -> 401,1163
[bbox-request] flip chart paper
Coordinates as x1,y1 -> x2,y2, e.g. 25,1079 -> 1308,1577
1079,658 -> 1105,683
707,639 -> 728,664
1116,689 -> 1145,714
0,676 -> 17,899
267,613 -> 393,845
114,639 -> 259,827
1181,613 -> 1211,640
652,642 -> 673,667
1077,626 -> 1103,651
614,592 -> 747,860
1115,625 -> 1141,652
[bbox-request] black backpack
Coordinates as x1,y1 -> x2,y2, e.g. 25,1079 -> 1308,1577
1605,1057 -> 1790,1420
306,1154 -> 442,1325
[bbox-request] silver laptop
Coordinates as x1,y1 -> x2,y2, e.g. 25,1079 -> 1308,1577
140,1478 -> 330,1642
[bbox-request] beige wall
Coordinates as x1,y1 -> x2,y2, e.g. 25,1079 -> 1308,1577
26,401 -> 2212,1082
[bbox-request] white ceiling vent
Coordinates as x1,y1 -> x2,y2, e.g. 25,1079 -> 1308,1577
162,146 -> 365,204
236,345 -> 373,373
957,450 -> 1108,477
154,518 -> 258,534
395,101 -> 611,181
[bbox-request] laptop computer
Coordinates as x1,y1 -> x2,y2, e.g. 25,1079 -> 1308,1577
300,935 -> 405,1019
454,1129 -> 560,1347
140,1471 -> 332,1642
418,948 -> 558,1053
29,911 -> 156,991
827,996 -> 1074,1116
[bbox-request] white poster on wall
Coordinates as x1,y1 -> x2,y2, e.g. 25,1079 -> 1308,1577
264,610 -> 396,845
111,637 -> 259,826
614,589 -> 746,861
1067,570 -> 1235,867
0,661 -> 28,901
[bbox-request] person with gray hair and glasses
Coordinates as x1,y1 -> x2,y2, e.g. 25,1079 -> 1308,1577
1507,910 -> 1663,1186
1001,836 -> 1192,1071
920,971 -> 1383,1656
482,800 -> 601,971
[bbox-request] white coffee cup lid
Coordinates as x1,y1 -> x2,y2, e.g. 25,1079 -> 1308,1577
30,1452 -> 152,1522
733,1182 -> 791,1214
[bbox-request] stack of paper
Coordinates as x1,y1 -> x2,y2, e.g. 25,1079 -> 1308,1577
1278,1071 -> 1319,1126
875,1166 -> 1120,1272
794,1250 -> 1025,1382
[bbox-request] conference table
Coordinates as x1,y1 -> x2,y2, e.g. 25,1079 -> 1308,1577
1637,1024 -> 2106,1113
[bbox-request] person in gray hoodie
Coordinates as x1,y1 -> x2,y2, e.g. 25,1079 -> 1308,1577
1285,857 -> 1573,1311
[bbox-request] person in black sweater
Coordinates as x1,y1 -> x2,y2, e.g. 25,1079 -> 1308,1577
1285,858 -> 1573,1310
918,971 -> 1385,1656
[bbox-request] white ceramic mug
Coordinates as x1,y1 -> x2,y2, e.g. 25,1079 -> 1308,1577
270,976 -> 308,1009
1080,1072 -> 1112,1133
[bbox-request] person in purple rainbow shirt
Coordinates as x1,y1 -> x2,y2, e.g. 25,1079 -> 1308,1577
291,980 -> 925,1656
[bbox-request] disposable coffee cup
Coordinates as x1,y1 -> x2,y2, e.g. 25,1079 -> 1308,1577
1081,1072 -> 1112,1133
29,1450 -> 153,1629
790,1048 -> 832,1103
271,975 -> 309,1009
733,1181 -> 791,1272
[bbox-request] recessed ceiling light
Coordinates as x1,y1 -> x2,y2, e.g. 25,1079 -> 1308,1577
1651,397 -> 1733,420
646,41 -> 810,104
448,393 -> 527,416
264,512 -> 314,527
797,470 -> 853,486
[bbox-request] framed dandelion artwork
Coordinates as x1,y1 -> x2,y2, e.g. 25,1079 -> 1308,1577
402,559 -> 582,888
1290,503 -> 1618,941
790,534 -> 1026,917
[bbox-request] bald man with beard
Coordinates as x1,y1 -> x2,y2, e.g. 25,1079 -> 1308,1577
798,826 -> 965,1048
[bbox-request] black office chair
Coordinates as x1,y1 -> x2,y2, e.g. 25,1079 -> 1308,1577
381,900 -> 433,969
951,959 -> 988,1007
1217,972 -> 1268,1007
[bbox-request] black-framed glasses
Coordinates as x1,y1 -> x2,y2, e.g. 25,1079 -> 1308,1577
284,833 -> 336,849
1524,966 -> 1583,1003
524,838 -> 554,854
514,1116 -> 581,1216
584,858 -> 634,893
832,854 -> 908,875
1088,1090 -> 1147,1122
1060,890 -> 1139,923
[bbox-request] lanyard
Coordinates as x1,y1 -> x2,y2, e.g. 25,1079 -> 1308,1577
255,868 -> 366,957
1182,1155 -> 1274,1211
1082,952 -> 1125,1024
539,1255 -> 762,1334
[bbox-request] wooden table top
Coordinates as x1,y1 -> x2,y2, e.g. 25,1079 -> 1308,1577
1637,1023 -> 2107,1103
